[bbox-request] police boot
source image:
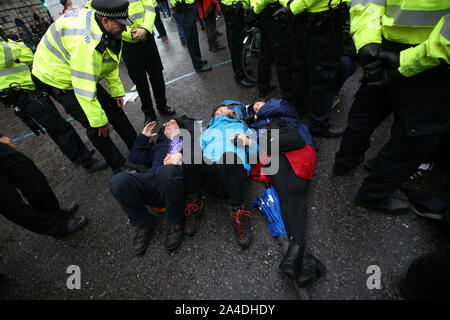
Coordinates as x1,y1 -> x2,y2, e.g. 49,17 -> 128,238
164,221 -> 184,251
279,238 -> 304,280
297,253 -> 327,288
132,215 -> 159,256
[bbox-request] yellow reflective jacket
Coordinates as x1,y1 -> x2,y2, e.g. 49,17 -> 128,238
253,0 -> 289,15
0,38 -> 35,91
351,0 -> 450,77
288,0 -> 349,15
169,0 -> 196,7
32,9 -> 125,128
220,0 -> 250,8
122,0 -> 157,42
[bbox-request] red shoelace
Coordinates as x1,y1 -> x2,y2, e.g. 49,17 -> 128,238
184,200 -> 199,228
232,209 -> 250,240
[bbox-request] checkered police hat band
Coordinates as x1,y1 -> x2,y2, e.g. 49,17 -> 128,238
95,10 -> 128,19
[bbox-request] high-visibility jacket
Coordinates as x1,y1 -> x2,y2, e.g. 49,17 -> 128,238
0,38 -> 35,91
288,0 -> 349,15
219,0 -> 250,7
253,0 -> 289,15
351,0 -> 450,77
32,9 -> 125,128
169,0 -> 196,7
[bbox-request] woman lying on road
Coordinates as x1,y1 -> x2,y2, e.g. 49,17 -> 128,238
247,98 -> 326,288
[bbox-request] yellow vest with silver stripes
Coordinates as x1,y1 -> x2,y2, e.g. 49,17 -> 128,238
123,0 -> 156,43
0,38 -> 35,91
32,9 -> 125,128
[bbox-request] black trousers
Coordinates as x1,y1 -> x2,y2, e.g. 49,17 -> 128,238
271,153 -> 308,245
335,65 -> 449,201
204,11 -> 218,50
109,165 -> 185,226
49,84 -> 137,171
184,152 -> 247,208
122,35 -> 166,119
223,8 -> 246,81
154,6 -> 167,37
16,90 -> 93,168
174,6 -> 204,70
0,143 -> 67,236
257,10 -> 293,101
291,17 -> 343,132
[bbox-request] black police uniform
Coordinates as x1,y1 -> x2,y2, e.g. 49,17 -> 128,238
291,4 -> 345,134
257,2 -> 293,100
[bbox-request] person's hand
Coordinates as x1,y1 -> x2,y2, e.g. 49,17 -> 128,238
358,43 -> 382,68
131,28 -> 147,42
365,51 -> 401,88
163,152 -> 183,165
98,123 -> 111,137
142,121 -> 158,137
0,136 -> 16,149
272,6 -> 294,24
231,133 -> 252,147
115,97 -> 124,107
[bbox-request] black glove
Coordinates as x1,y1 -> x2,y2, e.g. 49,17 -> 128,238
358,43 -> 382,68
244,6 -> 257,26
363,51 -> 401,88
272,6 -> 294,24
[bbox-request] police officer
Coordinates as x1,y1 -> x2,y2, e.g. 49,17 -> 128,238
32,0 -> 138,174
250,0 -> 293,100
219,0 -> 254,88
273,0 -> 347,137
108,0 -> 175,126
333,1 -> 450,214
0,134 -> 88,239
169,0 -> 212,72
0,26 -> 106,173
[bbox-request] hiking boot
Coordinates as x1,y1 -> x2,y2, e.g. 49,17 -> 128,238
231,207 -> 252,248
164,221 -> 184,251
132,215 -> 159,256
184,198 -> 204,236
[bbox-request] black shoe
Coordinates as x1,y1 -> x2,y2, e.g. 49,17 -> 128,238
279,239 -> 304,280
132,216 -> 159,256
332,157 -> 364,176
258,85 -> 276,97
144,115 -> 157,127
85,158 -> 108,173
209,44 -> 226,52
54,215 -> 89,239
354,195 -> 411,215
311,127 -> 345,138
61,202 -> 79,219
296,253 -> 327,288
201,59 -> 207,66
157,105 -> 176,115
72,150 -> 95,165
231,208 -> 252,248
164,221 -> 184,251
184,198 -> 204,237
112,166 -> 137,175
195,64 -> 212,73
236,78 -> 254,89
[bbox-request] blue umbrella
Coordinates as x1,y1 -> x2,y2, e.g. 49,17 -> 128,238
252,183 -> 287,237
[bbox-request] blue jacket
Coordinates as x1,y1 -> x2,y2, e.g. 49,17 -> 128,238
247,98 -> 314,147
128,134 -> 171,174
202,115 -> 257,173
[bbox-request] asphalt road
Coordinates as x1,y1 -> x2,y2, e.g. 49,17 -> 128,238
0,16 -> 449,300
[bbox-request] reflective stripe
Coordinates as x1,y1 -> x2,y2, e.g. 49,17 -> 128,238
130,12 -> 145,20
71,69 -> 100,82
43,34 -> 69,65
388,8 -> 450,27
351,0 -> 385,7
61,28 -> 102,42
442,16 -> 450,40
0,64 -> 29,76
50,23 -> 70,60
74,87 -> 97,99
144,6 -> 155,13
1,44 -> 13,68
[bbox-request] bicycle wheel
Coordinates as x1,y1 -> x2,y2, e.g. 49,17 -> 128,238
240,29 -> 259,83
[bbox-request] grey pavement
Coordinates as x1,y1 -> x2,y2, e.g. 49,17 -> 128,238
0,16 -> 449,300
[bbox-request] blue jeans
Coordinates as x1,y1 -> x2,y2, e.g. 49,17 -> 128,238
109,165 -> 185,226
172,12 -> 186,43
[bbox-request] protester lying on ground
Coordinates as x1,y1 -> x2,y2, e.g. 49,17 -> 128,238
182,105 -> 258,249
247,98 -> 326,288
0,134 -> 88,239
109,117 -> 193,255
